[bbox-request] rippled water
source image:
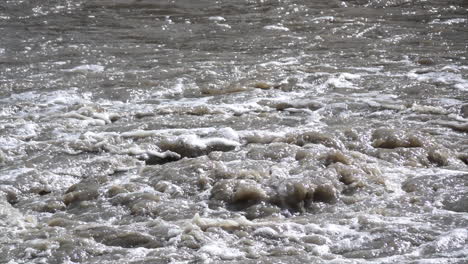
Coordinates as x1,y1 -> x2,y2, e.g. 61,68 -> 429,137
1,0 -> 467,263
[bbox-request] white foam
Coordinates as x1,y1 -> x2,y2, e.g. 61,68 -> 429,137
311,244 -> 331,256
322,223 -> 357,236
383,34 -> 408,44
430,18 -> 467,25
253,227 -> 279,237
167,226 -> 182,238
173,134 -> 206,149
429,229 -> 468,252
0,136 -> 22,151
199,242 -> 245,260
408,70 -> 468,90
192,214 -> 252,230
264,24 -> 290,31
71,116 -> 106,126
341,73 -> 361,80
15,123 -> 38,140
411,104 -> 448,115
411,228 -> 468,259
348,66 -> 384,72
202,137 -> 241,148
217,127 -> 240,142
121,130 -> 158,138
125,247 -> 151,261
326,76 -> 356,89
311,16 -> 335,22
208,16 -> 225,22
65,64 -> 105,73
454,83 -> 468,91
239,130 -> 286,144
216,23 -> 231,29
0,168 -> 34,181
0,195 -> 37,229
1,89 -> 90,113
81,131 -> 119,141
92,112 -> 119,124
356,25 -> 377,38
161,134 -> 240,153
127,146 -> 146,155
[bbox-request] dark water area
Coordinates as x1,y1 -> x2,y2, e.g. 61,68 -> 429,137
0,0 -> 467,263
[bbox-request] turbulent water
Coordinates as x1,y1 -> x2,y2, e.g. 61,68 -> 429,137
1,0 -> 468,263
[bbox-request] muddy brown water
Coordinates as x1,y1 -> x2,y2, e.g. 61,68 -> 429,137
0,0 -> 467,263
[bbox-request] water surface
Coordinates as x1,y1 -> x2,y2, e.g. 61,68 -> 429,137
1,0 -> 467,263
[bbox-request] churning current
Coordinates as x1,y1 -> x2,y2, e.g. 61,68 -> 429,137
0,0 -> 467,263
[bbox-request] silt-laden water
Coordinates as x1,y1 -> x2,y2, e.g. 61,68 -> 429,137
0,0 -> 467,263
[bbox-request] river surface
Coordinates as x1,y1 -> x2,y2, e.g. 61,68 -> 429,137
1,0 -> 467,263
